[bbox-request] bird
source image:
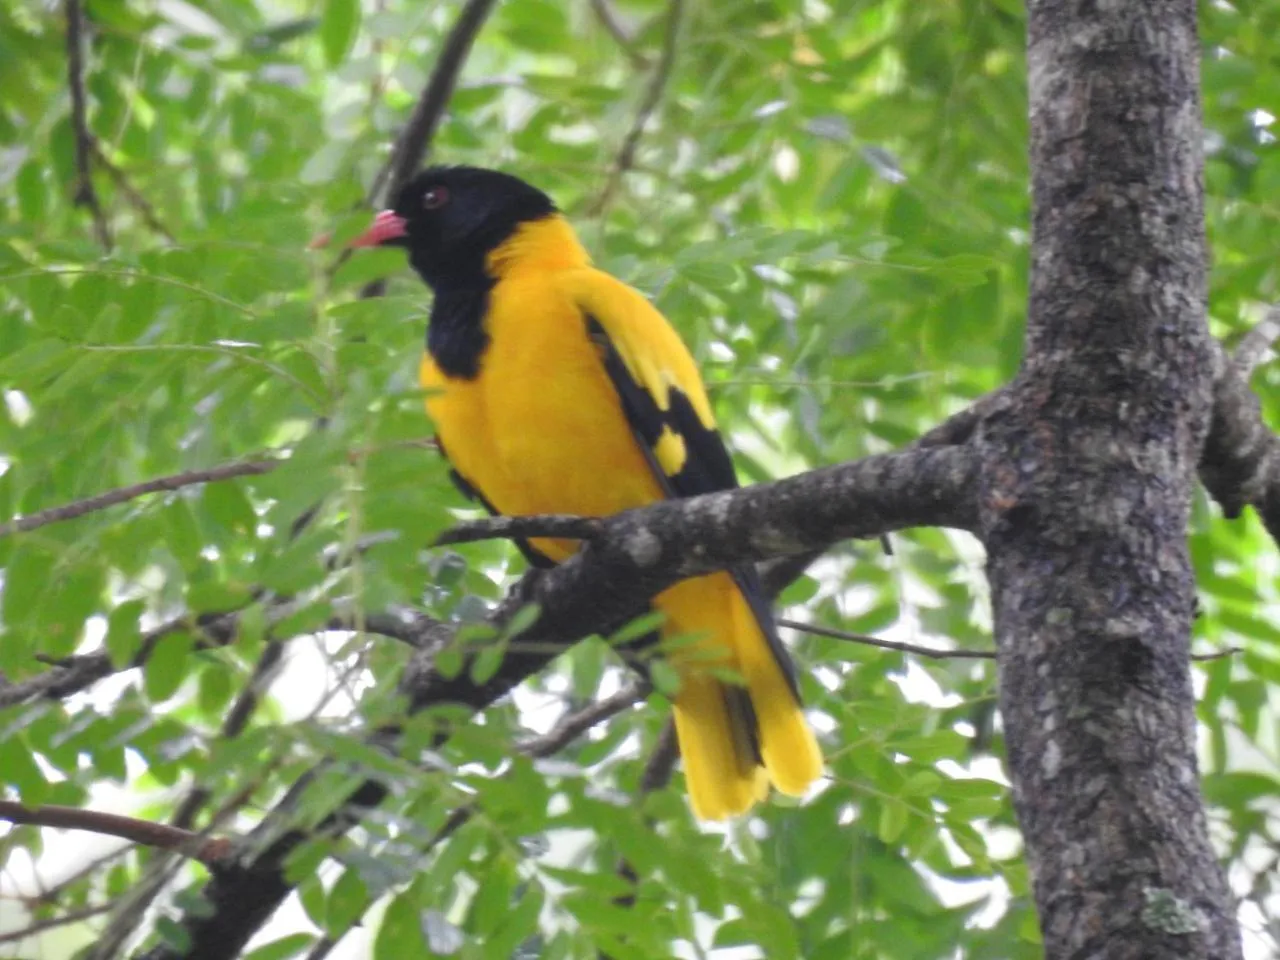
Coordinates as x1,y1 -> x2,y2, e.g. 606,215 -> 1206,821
346,165 -> 822,819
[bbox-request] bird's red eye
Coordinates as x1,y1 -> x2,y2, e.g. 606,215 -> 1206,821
422,186 -> 449,210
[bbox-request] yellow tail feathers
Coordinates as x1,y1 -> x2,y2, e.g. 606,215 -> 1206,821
657,573 -> 823,820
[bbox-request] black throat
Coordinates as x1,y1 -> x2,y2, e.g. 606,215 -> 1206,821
425,280 -> 492,380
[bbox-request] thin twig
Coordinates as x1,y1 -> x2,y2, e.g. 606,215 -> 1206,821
23,846 -> 132,908
0,801 -> 231,865
779,618 -> 1239,663
367,0 -> 500,207
778,617 -> 996,659
0,456 -> 283,539
65,0 -> 110,250
915,386 -> 1014,449
81,775 -> 271,960
519,682 -> 650,757
611,720 -> 678,914
90,140 -> 175,241
417,684 -> 649,859
435,514 -> 603,548
1192,646 -> 1243,662
1233,304 -> 1280,377
303,936 -> 340,960
589,0 -> 650,68
171,641 -> 285,831
0,903 -> 115,946
758,549 -> 825,600
588,0 -> 683,216
357,0 -> 499,298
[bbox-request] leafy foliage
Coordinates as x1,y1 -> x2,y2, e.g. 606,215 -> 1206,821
0,0 -> 1276,958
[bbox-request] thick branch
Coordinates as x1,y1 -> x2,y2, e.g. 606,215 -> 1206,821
138,443 -> 977,960
1201,336 -> 1280,542
983,3 -> 1240,958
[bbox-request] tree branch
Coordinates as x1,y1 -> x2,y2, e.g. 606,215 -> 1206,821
589,0 -> 650,68
0,903 -> 115,946
64,0 -> 110,250
0,456 -> 282,540
1201,328 -> 1280,542
357,0 -> 499,297
611,720 -> 679,917
366,0 -> 500,207
985,2 -> 1240,955
90,139 -> 175,242
1230,304 -> 1280,376
778,617 -> 1236,663
777,618 -> 996,660
0,802 -> 231,865
517,682 -> 649,757
436,514 -> 603,547
136,443 -> 978,960
588,0 -> 683,216
171,641 -> 285,831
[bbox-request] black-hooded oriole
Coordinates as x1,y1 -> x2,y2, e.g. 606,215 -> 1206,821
348,166 -> 822,819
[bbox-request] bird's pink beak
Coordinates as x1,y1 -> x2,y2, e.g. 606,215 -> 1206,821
308,209 -> 408,250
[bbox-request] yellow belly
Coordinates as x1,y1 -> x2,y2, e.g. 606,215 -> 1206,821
419,267 -> 822,819
421,273 -> 661,560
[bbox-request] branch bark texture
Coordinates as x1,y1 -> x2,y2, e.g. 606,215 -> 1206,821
979,3 -> 1240,957
133,444 -> 975,960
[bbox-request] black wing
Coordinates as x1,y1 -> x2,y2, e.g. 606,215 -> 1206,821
585,315 -> 802,703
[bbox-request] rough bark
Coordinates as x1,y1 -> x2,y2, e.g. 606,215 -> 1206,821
977,3 -> 1241,958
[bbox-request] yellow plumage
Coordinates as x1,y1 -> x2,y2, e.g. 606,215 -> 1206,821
420,215 -> 822,819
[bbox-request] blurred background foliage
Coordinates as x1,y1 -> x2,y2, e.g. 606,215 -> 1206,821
0,0 -> 1277,957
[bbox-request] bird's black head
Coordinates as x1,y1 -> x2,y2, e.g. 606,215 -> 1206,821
350,166 -> 557,290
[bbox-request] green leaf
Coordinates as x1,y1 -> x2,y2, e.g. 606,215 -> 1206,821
325,867 -> 369,936
143,631 -> 195,703
320,0 -> 360,66
243,934 -> 314,960
374,892 -> 428,959
649,660 -> 682,697
878,798 -> 908,844
0,733 -> 50,804
470,639 -> 507,686
106,599 -> 146,667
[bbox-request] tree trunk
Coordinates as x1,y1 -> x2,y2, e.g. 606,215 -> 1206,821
979,2 -> 1241,957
